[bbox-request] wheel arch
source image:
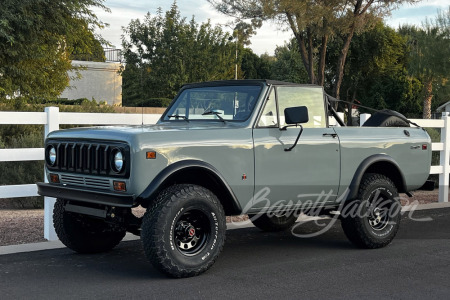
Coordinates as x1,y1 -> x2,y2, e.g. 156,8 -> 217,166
136,160 -> 242,215
346,154 -> 407,201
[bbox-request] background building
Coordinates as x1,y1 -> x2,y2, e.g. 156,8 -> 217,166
59,49 -> 122,106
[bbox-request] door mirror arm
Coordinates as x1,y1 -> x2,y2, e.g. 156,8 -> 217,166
284,125 -> 304,152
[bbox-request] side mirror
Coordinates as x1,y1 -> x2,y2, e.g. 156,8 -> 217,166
283,106 -> 309,152
284,106 -> 309,125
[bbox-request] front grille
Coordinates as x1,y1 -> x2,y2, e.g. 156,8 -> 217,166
61,174 -> 110,190
46,140 -> 130,178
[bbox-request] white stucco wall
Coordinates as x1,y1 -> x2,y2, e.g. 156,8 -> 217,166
60,60 -> 122,106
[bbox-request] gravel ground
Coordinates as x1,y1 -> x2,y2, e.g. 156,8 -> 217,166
0,190 -> 441,247
0,210 -> 46,246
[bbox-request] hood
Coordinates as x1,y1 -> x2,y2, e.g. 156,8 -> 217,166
46,121 -> 247,144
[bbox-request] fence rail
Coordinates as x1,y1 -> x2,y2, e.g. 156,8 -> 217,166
103,48 -> 122,63
0,107 -> 160,240
0,109 -> 448,241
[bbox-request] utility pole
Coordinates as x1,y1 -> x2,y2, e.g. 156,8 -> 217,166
222,24 -> 239,80
235,31 -> 238,80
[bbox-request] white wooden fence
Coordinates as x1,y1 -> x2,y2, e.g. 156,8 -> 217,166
0,108 -> 448,241
0,107 -> 160,240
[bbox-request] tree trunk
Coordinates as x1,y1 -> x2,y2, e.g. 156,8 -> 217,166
293,33 -> 311,81
333,0 -> 364,101
286,14 -> 315,84
317,33 -> 328,86
307,29 -> 315,84
293,32 -> 317,84
332,28 -> 355,100
423,79 -> 433,119
346,89 -> 357,126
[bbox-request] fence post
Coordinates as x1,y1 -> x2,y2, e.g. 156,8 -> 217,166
44,107 -> 60,240
360,113 -> 371,126
336,112 -> 345,127
439,112 -> 449,203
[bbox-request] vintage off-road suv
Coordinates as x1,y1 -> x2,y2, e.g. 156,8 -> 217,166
37,80 -> 431,277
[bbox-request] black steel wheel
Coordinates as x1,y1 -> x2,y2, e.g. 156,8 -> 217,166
53,199 -> 126,254
248,212 -> 297,232
141,184 -> 226,278
173,208 -> 211,256
340,173 -> 401,249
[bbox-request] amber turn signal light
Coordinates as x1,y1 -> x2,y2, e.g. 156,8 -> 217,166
50,174 -> 60,183
113,181 -> 126,191
146,151 -> 156,159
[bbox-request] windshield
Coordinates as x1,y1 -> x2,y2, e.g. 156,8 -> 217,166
163,85 -> 262,121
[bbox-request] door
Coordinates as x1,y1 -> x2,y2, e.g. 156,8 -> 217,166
252,85 -> 340,211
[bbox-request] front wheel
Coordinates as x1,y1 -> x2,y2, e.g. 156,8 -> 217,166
340,174 -> 401,249
53,199 -> 126,253
141,184 -> 226,278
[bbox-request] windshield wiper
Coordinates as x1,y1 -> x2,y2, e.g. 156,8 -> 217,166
202,110 -> 226,123
167,114 -> 189,122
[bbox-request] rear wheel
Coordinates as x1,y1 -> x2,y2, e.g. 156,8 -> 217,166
141,184 -> 226,278
53,199 -> 126,253
248,213 -> 297,232
340,174 -> 401,249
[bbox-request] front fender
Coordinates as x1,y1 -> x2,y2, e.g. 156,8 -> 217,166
136,160 -> 242,214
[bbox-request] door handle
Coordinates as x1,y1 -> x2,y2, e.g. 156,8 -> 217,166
323,133 -> 337,138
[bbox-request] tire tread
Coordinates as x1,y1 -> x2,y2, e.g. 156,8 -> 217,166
341,173 -> 400,249
141,184 -> 226,278
53,199 -> 126,253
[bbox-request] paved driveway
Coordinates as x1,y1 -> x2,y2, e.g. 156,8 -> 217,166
1,208 -> 449,299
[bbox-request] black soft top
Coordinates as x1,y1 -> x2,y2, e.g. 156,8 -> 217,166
180,79 -> 321,89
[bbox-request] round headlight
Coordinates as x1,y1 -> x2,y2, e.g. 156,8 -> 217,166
113,150 -> 123,172
48,146 -> 57,166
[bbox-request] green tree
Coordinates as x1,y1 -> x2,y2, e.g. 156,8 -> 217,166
326,22 -> 423,122
240,48 -> 271,79
400,8 -> 450,119
121,3 -> 236,103
270,40 -> 309,83
208,0 -> 420,100
121,64 -> 144,107
0,0 -> 109,101
69,24 -> 106,62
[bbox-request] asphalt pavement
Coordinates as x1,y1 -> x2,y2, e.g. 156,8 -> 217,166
1,207 -> 449,300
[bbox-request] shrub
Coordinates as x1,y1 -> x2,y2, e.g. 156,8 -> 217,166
0,132 -> 45,208
123,97 -> 172,107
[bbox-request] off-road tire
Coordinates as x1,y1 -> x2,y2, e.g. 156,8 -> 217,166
248,213 -> 297,232
340,174 -> 401,249
141,184 -> 226,278
362,109 -> 410,127
53,199 -> 126,253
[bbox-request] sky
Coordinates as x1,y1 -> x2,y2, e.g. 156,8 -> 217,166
93,0 -> 450,56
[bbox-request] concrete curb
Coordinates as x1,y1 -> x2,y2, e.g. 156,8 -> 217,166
0,223 -> 253,256
0,233 -> 141,256
1,202 -> 449,256
402,202 -> 450,211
